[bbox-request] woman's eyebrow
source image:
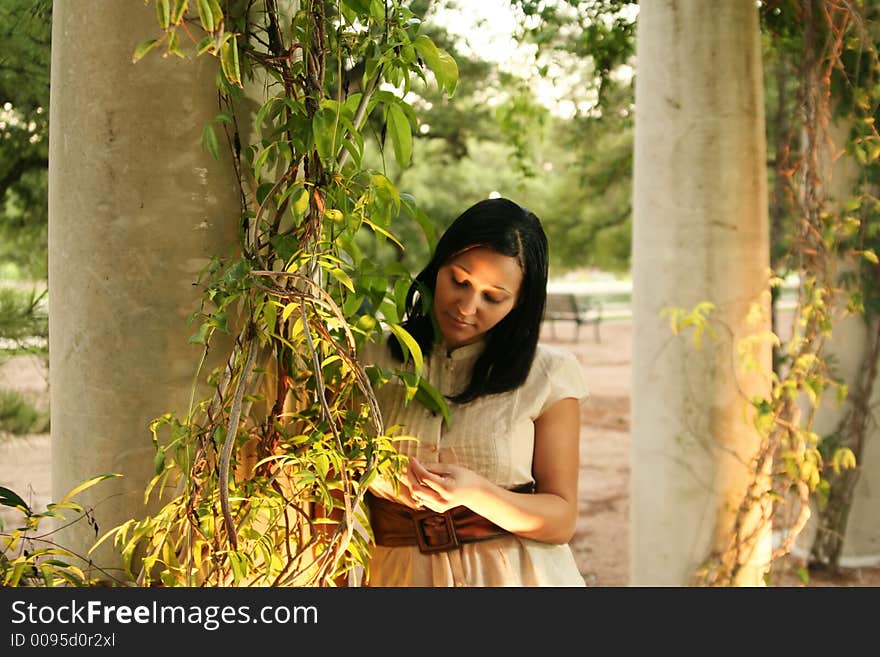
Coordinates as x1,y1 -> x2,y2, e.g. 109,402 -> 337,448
452,264 -> 512,294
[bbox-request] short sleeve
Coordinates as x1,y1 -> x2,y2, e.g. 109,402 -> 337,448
540,347 -> 589,415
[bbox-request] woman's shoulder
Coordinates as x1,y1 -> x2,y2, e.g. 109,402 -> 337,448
530,343 -> 589,405
533,342 -> 581,373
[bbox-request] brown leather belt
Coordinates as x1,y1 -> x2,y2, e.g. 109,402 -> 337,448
366,482 -> 535,554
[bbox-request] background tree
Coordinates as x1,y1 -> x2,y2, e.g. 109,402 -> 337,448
0,0 -> 50,280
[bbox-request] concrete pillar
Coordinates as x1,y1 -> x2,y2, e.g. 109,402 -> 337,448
838,379 -> 880,563
802,315 -> 880,565
631,1 -> 772,585
796,120 -> 880,565
48,1 -> 239,575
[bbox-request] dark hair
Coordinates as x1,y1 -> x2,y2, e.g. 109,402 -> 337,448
388,197 -> 549,403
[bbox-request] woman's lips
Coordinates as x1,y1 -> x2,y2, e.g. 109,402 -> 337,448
445,312 -> 473,328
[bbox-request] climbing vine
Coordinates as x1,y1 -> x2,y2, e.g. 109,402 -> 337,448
90,0 -> 457,587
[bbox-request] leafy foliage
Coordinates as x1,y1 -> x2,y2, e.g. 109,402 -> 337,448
1,476 -> 120,586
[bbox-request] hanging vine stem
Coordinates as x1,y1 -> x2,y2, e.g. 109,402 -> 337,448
217,322 -> 259,551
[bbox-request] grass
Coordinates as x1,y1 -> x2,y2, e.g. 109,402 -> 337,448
0,388 -> 49,435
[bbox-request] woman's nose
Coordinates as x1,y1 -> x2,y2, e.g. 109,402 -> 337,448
457,290 -> 478,316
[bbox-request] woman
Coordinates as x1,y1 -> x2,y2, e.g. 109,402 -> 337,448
361,197 -> 588,587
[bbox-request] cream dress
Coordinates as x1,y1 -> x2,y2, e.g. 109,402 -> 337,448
360,335 -> 589,587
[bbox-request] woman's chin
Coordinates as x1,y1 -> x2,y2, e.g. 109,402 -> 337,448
441,328 -> 480,349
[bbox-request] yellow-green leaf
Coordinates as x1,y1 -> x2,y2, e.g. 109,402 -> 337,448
59,474 -> 121,505
197,0 -> 215,32
220,35 -> 241,86
207,0 -> 224,26
329,267 -> 355,293
390,324 -> 423,376
172,0 -> 188,23
133,38 -> 161,63
156,0 -> 171,28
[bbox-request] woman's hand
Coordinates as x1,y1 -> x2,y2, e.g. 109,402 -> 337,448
405,456 -> 487,513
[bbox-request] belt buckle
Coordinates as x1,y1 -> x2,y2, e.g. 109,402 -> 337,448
412,509 -> 460,554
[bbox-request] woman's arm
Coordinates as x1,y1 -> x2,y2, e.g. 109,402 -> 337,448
410,396 -> 581,544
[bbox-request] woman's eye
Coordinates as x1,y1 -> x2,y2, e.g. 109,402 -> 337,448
453,276 -> 468,288
483,294 -> 502,305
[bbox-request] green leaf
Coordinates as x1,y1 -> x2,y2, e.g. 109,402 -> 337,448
270,234 -> 299,264
201,124 -> 219,160
312,107 -> 337,163
153,449 -> 165,475
281,302 -> 299,323
0,486 -> 31,513
197,36 -> 215,55
220,35 -> 241,86
389,324 -> 423,376
207,0 -> 224,26
342,0 -> 372,15
413,35 -> 459,96
172,0 -> 187,23
291,187 -> 310,218
369,0 -> 386,24
197,0 -> 215,32
156,0 -> 171,29
59,474 -> 121,506
133,38 -> 161,63
396,371 -> 419,403
401,194 -> 437,253
328,267 -> 355,293
386,103 -> 412,168
256,182 -> 275,207
189,322 -> 210,344
229,551 -> 247,585
167,28 -> 185,58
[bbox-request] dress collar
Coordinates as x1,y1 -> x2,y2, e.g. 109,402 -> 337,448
439,337 -> 487,361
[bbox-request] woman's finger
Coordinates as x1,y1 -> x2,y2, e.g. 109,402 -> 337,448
408,456 -> 436,481
419,475 -> 449,494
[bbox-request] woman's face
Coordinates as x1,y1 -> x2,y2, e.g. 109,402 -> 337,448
433,246 -> 523,349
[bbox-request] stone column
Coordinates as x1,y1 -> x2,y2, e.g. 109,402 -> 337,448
805,315 -> 880,565
48,1 -> 239,575
799,120 -> 880,566
631,0 -> 772,585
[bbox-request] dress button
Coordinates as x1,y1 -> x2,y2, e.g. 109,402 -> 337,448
429,445 -> 438,452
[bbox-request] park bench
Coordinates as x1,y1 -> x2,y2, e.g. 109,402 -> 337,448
543,292 -> 603,342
